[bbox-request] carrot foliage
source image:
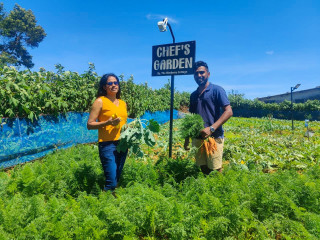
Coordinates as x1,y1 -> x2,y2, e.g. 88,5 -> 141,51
178,113 -> 204,139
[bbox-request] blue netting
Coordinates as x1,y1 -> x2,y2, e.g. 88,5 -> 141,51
0,110 -> 184,169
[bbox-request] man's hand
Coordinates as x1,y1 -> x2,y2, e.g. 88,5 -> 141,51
200,127 -> 211,139
199,105 -> 233,139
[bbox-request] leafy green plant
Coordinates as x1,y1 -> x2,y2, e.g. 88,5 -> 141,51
2,64 -> 319,122
0,66 -> 191,121
0,118 -> 320,239
116,119 -> 160,158
178,113 -> 204,139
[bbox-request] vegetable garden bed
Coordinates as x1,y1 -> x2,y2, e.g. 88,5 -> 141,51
0,117 -> 319,239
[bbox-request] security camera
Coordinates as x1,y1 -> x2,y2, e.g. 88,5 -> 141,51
157,18 -> 168,32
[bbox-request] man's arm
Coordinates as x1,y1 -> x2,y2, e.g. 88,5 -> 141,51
200,105 -> 233,139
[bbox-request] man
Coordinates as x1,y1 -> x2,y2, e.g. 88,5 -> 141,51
184,61 -> 233,174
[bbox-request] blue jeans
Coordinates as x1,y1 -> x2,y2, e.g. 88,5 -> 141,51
98,141 -> 128,191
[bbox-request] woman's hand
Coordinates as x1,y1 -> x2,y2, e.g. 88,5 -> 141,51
107,117 -> 121,126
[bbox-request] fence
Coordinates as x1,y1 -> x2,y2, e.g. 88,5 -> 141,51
1,110 -> 182,169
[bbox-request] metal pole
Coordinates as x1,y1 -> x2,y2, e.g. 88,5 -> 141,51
167,23 -> 175,44
291,87 -> 294,130
167,22 -> 175,158
169,75 -> 174,158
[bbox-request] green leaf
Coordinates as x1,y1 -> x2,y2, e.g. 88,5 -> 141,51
137,149 -> 144,158
132,144 -> 139,154
22,105 -> 31,114
116,140 -> 128,153
5,108 -> 15,117
9,97 -> 19,107
148,119 -> 160,133
28,112 -> 35,122
144,129 -> 156,147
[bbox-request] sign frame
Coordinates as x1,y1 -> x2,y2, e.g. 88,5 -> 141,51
152,40 -> 196,77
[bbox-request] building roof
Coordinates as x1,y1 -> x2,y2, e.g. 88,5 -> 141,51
258,86 -> 320,100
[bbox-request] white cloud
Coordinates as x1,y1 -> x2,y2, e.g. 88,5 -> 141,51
146,14 -> 178,24
266,50 -> 274,55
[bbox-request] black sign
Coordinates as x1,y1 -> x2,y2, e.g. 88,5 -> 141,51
152,41 -> 196,76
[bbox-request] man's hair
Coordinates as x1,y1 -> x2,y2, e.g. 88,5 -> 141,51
193,61 -> 209,71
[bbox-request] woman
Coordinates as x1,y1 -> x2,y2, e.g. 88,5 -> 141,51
87,73 -> 128,192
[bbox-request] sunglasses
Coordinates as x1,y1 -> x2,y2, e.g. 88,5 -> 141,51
106,81 -> 119,86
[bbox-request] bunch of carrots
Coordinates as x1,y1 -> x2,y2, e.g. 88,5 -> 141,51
200,137 -> 217,159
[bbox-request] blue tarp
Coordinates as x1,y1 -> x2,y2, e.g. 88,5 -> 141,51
0,110 -> 183,168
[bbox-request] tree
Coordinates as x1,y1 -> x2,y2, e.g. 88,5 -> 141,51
0,3 -> 46,68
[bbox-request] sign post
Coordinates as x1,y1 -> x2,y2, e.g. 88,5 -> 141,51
152,41 -> 196,157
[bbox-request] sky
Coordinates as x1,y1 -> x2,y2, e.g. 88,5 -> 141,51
2,0 -> 320,99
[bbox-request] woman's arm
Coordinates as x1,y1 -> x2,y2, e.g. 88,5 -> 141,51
87,98 -> 120,130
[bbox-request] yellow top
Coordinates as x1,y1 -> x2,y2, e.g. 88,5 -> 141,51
98,96 -> 127,142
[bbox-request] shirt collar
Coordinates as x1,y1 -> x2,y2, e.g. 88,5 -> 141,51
197,82 -> 212,94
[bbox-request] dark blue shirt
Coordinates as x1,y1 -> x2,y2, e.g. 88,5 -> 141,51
189,83 -> 230,138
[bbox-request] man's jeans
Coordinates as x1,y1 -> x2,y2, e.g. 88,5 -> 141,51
98,141 -> 128,191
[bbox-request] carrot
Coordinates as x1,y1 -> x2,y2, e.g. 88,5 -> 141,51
199,137 -> 217,159
208,137 -> 217,152
203,140 -> 210,158
205,137 -> 217,158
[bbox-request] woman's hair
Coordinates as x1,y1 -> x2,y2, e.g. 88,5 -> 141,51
97,73 -> 121,99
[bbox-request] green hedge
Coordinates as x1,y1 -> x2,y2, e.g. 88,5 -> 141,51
229,94 -> 320,120
0,65 -> 189,121
229,94 -> 320,112
1,65 -> 319,121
